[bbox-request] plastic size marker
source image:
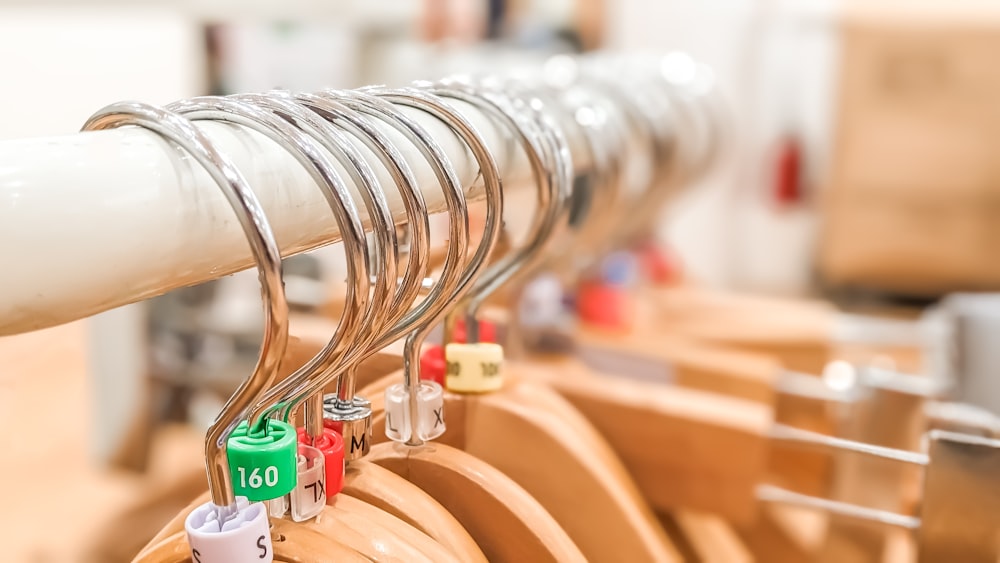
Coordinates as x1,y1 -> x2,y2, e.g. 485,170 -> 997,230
635,242 -> 681,285
323,394 -> 373,461
422,319 -> 499,385
185,497 -> 273,563
452,318 -> 498,344
290,444 -> 326,521
228,419 -> 298,501
297,427 -> 344,498
420,345 -> 447,386
267,495 -> 289,518
384,380 -> 446,442
576,280 -> 631,329
519,274 -> 567,329
445,342 -> 504,393
600,251 -> 639,287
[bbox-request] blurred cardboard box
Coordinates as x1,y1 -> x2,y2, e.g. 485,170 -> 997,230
819,1 -> 1000,296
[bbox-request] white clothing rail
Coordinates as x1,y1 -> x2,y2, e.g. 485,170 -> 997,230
0,97 -> 552,335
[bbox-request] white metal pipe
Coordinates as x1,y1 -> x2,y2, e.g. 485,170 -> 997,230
0,98 -> 539,335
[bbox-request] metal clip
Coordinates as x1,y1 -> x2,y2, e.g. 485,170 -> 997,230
323,394 -> 373,461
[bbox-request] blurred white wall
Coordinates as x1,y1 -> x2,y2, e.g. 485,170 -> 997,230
607,0 -> 840,294
212,23 -> 360,93
0,6 -> 205,139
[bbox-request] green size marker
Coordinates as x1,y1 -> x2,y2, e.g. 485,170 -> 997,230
228,419 -> 297,501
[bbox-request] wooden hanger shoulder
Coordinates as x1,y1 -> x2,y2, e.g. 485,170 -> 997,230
134,490 -> 452,562
573,323 -> 837,498
342,459 -> 487,562
360,355 -> 771,525
498,375 -> 639,492
575,325 -> 780,404
511,357 -> 772,523
365,441 -> 586,563
449,376 -> 683,563
668,510 -> 754,563
361,369 -> 681,562
638,286 -> 834,373
135,518 -> 368,563
305,492 -> 461,562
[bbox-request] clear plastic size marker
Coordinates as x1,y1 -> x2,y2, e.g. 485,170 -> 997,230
290,444 -> 326,521
384,380 -> 446,442
267,495 -> 289,518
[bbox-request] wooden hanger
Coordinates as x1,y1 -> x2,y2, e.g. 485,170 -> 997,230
134,328 -> 488,562
278,332 -> 488,562
329,369 -> 585,563
637,285 -> 835,373
297,327 -> 828,562
574,322 -> 839,496
446,376 -> 681,562
341,459 -> 488,562
354,335 -> 784,522
134,490 -> 460,562
304,493 -> 462,562
365,440 -> 587,563
137,520 -> 367,563
637,285 -> 925,375
358,366 -> 682,562
298,322 -> 769,525
509,356 -> 773,523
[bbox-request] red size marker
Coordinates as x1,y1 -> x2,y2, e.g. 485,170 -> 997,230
297,427 -> 345,498
420,344 -> 447,386
636,243 -> 682,286
452,318 -> 497,344
576,280 -> 632,330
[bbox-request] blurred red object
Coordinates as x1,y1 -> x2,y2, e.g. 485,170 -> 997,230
577,280 -> 631,330
636,242 -> 683,286
452,317 -> 497,344
774,135 -> 803,206
420,344 -> 447,385
296,427 -> 344,497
